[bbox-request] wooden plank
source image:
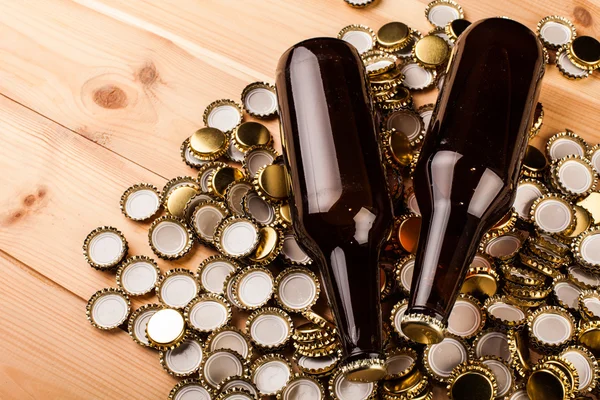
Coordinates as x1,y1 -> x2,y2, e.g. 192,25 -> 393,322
0,250 -> 177,400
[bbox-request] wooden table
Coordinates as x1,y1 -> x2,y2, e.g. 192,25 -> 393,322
0,0 -> 599,398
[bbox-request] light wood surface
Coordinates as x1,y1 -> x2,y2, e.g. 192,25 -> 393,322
0,0 -> 599,398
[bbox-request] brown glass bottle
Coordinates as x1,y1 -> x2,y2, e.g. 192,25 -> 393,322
276,38 -> 393,381
402,18 -> 545,344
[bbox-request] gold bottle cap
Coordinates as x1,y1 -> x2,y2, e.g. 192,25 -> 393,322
588,143 -> 600,172
390,299 -> 411,341
214,216 -> 260,258
480,230 -> 526,261
206,326 -> 253,361
425,0 -> 464,28
344,0 -> 376,8
216,388 -> 257,400
500,263 -> 545,287
546,130 -> 588,161
491,209 -> 518,233
226,132 -> 246,163
371,86 -> 397,103
293,338 -> 341,358
233,122 -> 272,154
281,232 -> 312,265
507,388 -> 529,400
471,252 -> 494,270
416,103 -> 435,131
556,46 -> 591,79
241,82 -> 277,119
328,368 -> 377,400
445,18 -> 471,43
197,162 -> 228,192
222,179 -> 252,217
161,176 -> 201,205
385,347 -> 418,380
423,334 -> 470,382
461,264 -> 499,298
341,357 -> 387,383
578,319 -> 600,354
209,166 -> 245,199
578,192 -> 600,226
513,179 -> 548,221
480,356 -> 515,398
447,361 -> 497,400
243,191 -> 276,226
428,26 -> 452,46
274,267 -> 320,313
394,254 -> 416,295
168,379 -> 213,400
370,71 -> 405,98
159,333 -> 204,377
403,183 -> 421,216
472,328 -> 511,362
203,99 -> 243,133
362,50 -> 398,76
530,194 -> 577,235
120,183 -> 161,221
248,226 -> 283,265
527,305 -> 575,351
532,357 -> 579,398
551,155 -> 598,198
579,289 -> 600,320
128,303 -> 162,347
506,328 -> 532,379
216,375 -> 259,397
200,349 -> 248,389
86,288 -> 130,330
568,36 -> 600,71
156,268 -> 199,309
166,184 -> 199,219
483,295 -> 527,327
232,267 -> 274,310
293,321 -> 336,342
552,276 -> 582,310
572,226 -> 600,269
148,216 -> 194,260
116,255 -> 160,296
338,24 -> 376,55
223,270 -> 242,308
400,62 -> 437,91
504,278 -> 552,300
413,34 -> 450,69
250,354 -> 292,396
447,294 -> 485,339
384,109 -> 425,146
242,145 -> 278,179
184,293 -> 232,333
189,127 -> 229,160
381,128 -> 413,168
253,164 -> 290,203
294,351 -> 340,377
146,308 -> 186,351
537,16 -> 577,50
277,374 -> 325,400
376,22 -> 411,51
561,345 -> 599,394
521,145 -> 548,179
381,369 -> 428,399
568,265 -> 600,290
396,213 -> 422,254
563,204 -> 593,240
395,30 -> 423,61
182,192 -> 214,224
180,137 -> 208,169
527,236 -> 570,266
82,226 -> 128,270
190,200 -> 229,245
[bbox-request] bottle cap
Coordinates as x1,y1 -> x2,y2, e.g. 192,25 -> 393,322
200,349 -> 248,389
293,338 -> 341,358
128,303 -> 162,347
369,68 -> 405,95
385,347 -> 418,380
546,130 -> 588,161
567,36 -> 600,71
506,328 -> 531,378
116,256 -> 160,296
184,293 -> 232,333
277,374 -> 325,400
148,216 -> 194,260
362,50 -> 398,76
246,307 -> 293,349
166,184 -> 199,219
294,351 -> 340,377
423,334 -> 470,382
416,103 -> 435,131
513,179 -> 548,220
197,162 -> 228,192
528,357 -> 578,400
461,264 -> 499,298
224,179 -> 253,216
527,306 -> 575,351
189,127 -> 229,160
396,213 -> 422,254
376,22 -> 412,51
168,379 -> 213,400
483,295 -> 527,327
214,216 -> 260,258
183,192 -> 214,223
340,357 -> 387,383
447,361 -> 497,400
243,191 -> 276,225
86,288 -> 130,330
215,389 -> 257,400
381,129 -> 413,168
579,289 -> 600,320
500,264 -> 545,287
160,333 -> 204,377
190,200 -> 229,244
413,34 -> 450,69
328,368 -> 377,400
519,250 -> 561,278
390,299 -> 411,341
588,144 -> 600,172
156,268 -> 199,309
385,109 -> 425,147
530,194 -> 576,235
243,145 -> 278,178
527,236 -> 570,265
561,345 -> 598,394
556,46 -> 591,79
274,267 -> 320,313
572,227 -> 600,269
424,0 -> 464,28
226,133 -> 246,163
253,164 -> 290,203
281,232 -> 312,265
209,166 -> 245,199
381,369 -> 429,399
400,62 -> 437,91
472,329 -> 511,362
206,326 -> 253,361
445,19 -> 471,43
480,230 -> 526,261
578,192 -> 600,226
250,354 -> 292,396
120,183 -> 161,221
180,137 -> 208,169
232,267 -> 274,310
480,356 -> 515,398
248,226 -> 283,265
203,99 -> 243,133
490,209 -> 518,233
504,278 -> 552,300
403,183 -> 421,215
82,226 -> 128,270
537,16 -> 577,50
216,376 -> 259,397
161,176 -> 201,206
338,24 -> 376,54
233,122 -> 272,154
447,294 -> 485,339
551,155 -> 597,198
223,270 -> 242,308
394,255 -> 416,295
521,145 -> 548,179
293,321 -> 336,342
563,206 -> 592,241
568,265 -> 600,290
428,26 -> 452,46
241,82 -> 277,119
145,308 -> 186,351
535,231 -> 571,254
394,30 -> 422,60
578,319 -> 600,354
552,276 -> 582,310
344,0 -> 375,8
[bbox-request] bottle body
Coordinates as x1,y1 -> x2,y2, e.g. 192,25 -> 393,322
404,18 -> 545,343
276,38 -> 393,375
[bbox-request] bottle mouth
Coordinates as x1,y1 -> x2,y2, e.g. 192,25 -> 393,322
400,312 -> 447,344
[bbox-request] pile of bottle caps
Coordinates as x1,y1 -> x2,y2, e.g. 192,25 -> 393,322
82,1 -> 600,399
